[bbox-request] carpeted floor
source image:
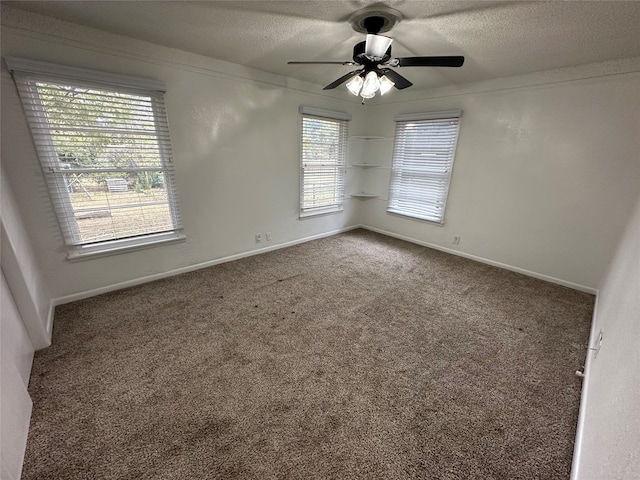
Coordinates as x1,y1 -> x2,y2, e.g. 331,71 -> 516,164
23,229 -> 593,479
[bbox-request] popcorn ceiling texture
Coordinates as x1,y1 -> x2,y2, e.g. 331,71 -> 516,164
5,1 -> 640,91
23,230 -> 593,479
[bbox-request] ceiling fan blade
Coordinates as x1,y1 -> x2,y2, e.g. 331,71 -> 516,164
396,56 -> 465,67
364,34 -> 393,57
288,61 -> 357,65
380,69 -> 413,90
323,70 -> 363,90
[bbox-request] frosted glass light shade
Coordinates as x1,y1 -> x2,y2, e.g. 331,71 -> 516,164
346,74 -> 363,96
360,71 -> 380,99
365,34 -> 393,58
379,75 -> 395,95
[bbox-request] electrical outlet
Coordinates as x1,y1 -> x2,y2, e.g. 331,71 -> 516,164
266,232 -> 272,241
453,236 -> 461,245
255,233 -> 262,243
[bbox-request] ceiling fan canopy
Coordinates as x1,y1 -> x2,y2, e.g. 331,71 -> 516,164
347,6 -> 402,34
287,5 -> 464,100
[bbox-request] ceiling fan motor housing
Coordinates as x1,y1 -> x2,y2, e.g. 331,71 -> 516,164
353,41 -> 391,67
290,4 -> 463,94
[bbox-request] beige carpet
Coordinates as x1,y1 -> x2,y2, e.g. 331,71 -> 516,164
23,229 -> 593,479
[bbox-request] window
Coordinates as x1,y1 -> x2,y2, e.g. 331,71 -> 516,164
7,57 -> 183,259
387,110 -> 462,224
299,106 -> 351,217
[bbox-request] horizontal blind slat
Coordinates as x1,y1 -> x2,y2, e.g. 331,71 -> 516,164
300,112 -> 348,213
13,68 -> 182,247
387,115 -> 461,224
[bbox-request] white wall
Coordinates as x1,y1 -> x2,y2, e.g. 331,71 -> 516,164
2,5 -> 640,479
0,272 -> 35,480
1,167 -> 52,348
361,62 -> 640,291
3,6 -> 639,299
1,165 -> 50,478
572,192 -> 640,479
1,6 -> 367,301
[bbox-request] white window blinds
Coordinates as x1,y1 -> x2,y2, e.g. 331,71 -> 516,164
8,58 -> 182,252
299,106 -> 350,217
387,110 -> 462,224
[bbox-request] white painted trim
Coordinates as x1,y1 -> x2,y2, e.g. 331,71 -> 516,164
0,22 -> 359,104
67,232 -> 186,262
3,6 -> 639,108
44,302 -> 55,347
5,56 -> 165,91
52,225 -> 361,306
299,105 -> 352,121
395,110 -> 462,122
299,207 -> 344,218
366,58 -> 640,107
569,293 -> 600,480
359,224 -> 598,294
53,223 -> 597,306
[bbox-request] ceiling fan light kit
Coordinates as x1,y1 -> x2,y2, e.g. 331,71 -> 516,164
346,71 -> 395,99
345,74 -> 363,96
378,74 -> 395,95
288,5 -> 464,103
360,71 -> 380,99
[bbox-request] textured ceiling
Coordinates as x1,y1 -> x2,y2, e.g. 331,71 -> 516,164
5,1 -> 640,91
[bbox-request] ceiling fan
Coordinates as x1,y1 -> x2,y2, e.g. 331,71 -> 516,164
288,7 -> 464,101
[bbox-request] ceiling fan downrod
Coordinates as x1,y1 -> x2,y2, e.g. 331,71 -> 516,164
363,15 -> 385,35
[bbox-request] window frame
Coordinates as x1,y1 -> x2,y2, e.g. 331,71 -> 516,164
299,106 -> 351,218
7,57 -> 184,260
387,110 -> 462,225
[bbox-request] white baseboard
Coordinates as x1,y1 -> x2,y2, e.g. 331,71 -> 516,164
52,225 -> 361,306
359,225 -> 598,295
42,303 -> 55,348
569,294 -> 600,479
54,223 -> 597,306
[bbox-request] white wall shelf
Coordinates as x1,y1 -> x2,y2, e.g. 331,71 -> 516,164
348,136 -> 390,199
351,193 -> 379,199
349,136 -> 389,140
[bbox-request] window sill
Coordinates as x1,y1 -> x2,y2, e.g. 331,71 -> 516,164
67,231 -> 186,262
386,209 -> 445,225
299,206 -> 343,219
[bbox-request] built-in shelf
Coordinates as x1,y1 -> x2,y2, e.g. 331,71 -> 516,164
351,163 -> 380,168
349,137 -> 388,199
351,193 -> 379,199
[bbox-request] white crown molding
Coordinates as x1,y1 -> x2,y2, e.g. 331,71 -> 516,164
7,5 -> 638,110
5,55 -> 166,91
0,5 -> 360,104
367,56 -> 640,106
